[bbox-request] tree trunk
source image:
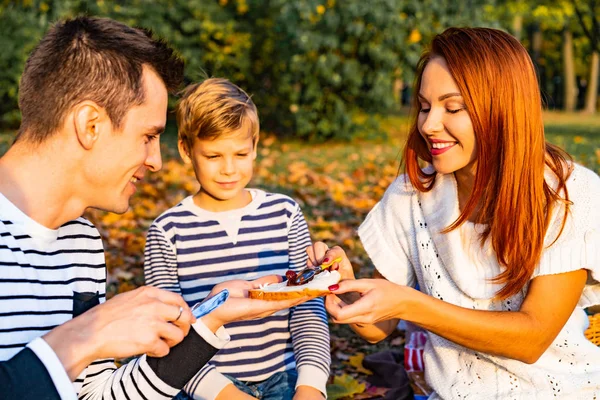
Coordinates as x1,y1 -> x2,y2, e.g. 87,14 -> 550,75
512,14 -> 523,41
563,29 -> 577,112
530,24 -> 545,93
583,51 -> 599,114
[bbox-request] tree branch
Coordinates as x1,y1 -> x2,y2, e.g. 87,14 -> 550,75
573,0 -> 598,52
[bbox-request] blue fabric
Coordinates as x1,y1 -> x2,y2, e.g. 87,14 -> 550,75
228,370 -> 298,400
174,370 -> 298,400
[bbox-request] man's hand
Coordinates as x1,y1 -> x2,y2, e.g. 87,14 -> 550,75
293,385 -> 325,400
43,286 -> 194,379
200,276 -> 309,333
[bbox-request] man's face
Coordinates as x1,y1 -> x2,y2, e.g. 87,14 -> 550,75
85,66 -> 167,214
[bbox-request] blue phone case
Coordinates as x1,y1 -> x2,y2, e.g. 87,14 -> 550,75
191,289 -> 229,319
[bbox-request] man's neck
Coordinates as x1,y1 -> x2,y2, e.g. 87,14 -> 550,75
0,141 -> 87,229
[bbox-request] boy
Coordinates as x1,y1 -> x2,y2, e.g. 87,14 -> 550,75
144,78 -> 330,400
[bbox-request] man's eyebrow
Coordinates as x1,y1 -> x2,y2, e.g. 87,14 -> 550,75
146,125 -> 166,135
417,92 -> 462,101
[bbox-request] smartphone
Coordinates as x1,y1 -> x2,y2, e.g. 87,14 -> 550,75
191,289 -> 229,319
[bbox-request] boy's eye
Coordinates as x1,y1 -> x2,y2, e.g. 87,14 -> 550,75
206,155 -> 219,159
419,108 -> 430,113
145,135 -> 158,143
237,153 -> 249,157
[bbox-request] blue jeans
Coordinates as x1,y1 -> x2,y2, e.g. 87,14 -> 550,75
174,370 -> 298,400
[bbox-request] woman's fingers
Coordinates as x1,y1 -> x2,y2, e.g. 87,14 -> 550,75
307,241 -> 329,266
325,293 -> 373,324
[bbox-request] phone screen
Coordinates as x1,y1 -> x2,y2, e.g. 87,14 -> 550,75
191,289 -> 229,318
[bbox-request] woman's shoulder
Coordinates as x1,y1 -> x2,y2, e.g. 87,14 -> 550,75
567,163 -> 600,192
560,163 -> 600,214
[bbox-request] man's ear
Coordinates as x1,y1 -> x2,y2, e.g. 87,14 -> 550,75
73,101 -> 108,150
178,139 -> 192,164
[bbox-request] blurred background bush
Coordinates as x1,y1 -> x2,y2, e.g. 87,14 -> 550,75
1,0 -> 599,141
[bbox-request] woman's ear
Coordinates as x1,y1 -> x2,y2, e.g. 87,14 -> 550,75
73,101 -> 106,150
178,139 -> 192,164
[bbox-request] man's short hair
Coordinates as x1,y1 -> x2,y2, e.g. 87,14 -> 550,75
16,16 -> 184,143
176,78 -> 259,152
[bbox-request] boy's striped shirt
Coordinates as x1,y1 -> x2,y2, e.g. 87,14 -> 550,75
144,190 -> 330,398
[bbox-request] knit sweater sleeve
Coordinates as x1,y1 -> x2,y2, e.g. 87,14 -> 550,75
358,175 -> 417,287
533,165 -> 600,308
288,204 -> 331,397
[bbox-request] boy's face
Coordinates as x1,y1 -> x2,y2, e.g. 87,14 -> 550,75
181,124 -> 257,212
85,66 -> 167,214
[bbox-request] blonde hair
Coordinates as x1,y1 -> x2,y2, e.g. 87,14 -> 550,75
176,78 -> 259,151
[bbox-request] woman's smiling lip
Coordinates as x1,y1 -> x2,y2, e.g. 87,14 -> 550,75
429,139 -> 458,156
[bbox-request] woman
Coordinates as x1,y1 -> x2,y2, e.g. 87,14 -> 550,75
310,27 -> 600,398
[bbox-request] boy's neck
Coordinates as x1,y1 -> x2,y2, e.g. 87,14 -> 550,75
192,189 -> 253,212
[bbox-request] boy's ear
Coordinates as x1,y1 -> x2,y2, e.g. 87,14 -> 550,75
178,139 -> 192,164
252,134 -> 259,160
73,101 -> 107,150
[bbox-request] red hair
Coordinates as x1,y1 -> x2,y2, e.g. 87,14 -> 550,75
403,28 -> 572,299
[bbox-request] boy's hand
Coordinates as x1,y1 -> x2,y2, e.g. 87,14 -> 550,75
200,276 -> 308,333
215,383 -> 257,400
293,385 -> 325,400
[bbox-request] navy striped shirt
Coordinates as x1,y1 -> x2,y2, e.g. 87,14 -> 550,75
144,190 -> 330,398
0,192 -> 183,399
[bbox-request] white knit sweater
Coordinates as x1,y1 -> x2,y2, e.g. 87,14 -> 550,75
358,163 -> 600,399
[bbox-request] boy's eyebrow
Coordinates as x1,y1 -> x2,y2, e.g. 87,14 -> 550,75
417,92 -> 462,101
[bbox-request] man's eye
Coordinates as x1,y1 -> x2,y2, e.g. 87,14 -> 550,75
237,153 -> 249,157
206,155 -> 219,159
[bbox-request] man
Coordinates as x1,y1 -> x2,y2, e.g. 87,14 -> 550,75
0,16 -> 303,400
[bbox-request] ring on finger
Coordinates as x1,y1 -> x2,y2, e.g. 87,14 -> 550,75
173,306 -> 183,322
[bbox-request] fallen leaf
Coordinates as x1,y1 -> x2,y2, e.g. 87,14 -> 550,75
326,374 -> 366,400
344,352 -> 373,375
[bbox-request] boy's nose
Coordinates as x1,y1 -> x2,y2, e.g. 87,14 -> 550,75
221,159 -> 235,175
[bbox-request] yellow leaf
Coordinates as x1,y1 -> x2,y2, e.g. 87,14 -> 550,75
343,352 -> 373,375
316,5 -> 326,15
102,212 -> 122,225
326,374 -> 366,400
409,29 -> 422,44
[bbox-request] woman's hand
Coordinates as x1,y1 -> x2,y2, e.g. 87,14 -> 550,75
306,243 -> 356,280
326,278 -> 414,325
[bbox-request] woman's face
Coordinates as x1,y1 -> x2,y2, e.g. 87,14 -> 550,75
417,56 -> 477,177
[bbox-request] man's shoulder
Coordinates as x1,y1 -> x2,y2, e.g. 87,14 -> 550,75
59,217 -> 100,232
